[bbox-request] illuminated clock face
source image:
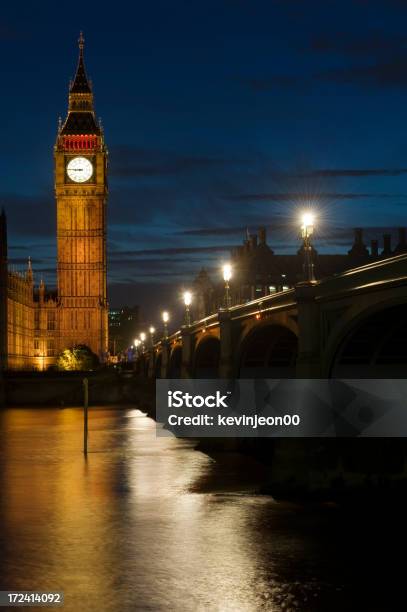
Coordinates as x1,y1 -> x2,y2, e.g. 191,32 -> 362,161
66,157 -> 93,183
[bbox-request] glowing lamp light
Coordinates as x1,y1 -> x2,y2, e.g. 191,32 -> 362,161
149,326 -> 155,334
223,263 -> 232,282
140,332 -> 146,342
162,311 -> 169,323
302,212 -> 314,227
301,212 -> 315,238
134,339 -> 140,347
183,291 -> 192,307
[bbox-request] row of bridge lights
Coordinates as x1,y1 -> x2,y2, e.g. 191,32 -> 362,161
135,263 -> 231,347
133,212 -> 315,350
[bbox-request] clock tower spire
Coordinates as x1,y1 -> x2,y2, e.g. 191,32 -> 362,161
54,33 -> 108,361
70,32 -> 91,95
60,32 -> 100,138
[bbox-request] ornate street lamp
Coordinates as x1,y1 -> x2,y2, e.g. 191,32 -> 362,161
222,263 -> 232,309
149,326 -> 156,346
183,291 -> 192,326
300,212 -> 315,282
139,332 -> 146,352
162,311 -> 169,339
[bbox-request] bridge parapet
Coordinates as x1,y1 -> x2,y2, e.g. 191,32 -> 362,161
227,288 -> 296,321
315,252 -> 407,300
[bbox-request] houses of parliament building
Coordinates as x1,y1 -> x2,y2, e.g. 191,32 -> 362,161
0,34 -> 108,370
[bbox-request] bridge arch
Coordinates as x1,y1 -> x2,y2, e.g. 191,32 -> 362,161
327,301 -> 407,377
238,322 -> 298,378
168,345 -> 182,378
193,334 -> 220,378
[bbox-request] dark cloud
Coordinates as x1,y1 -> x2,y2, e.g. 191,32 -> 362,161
318,225 -> 407,248
294,168 -> 407,177
117,270 -> 192,279
175,222 -> 287,237
354,0 -> 407,10
246,30 -> 407,94
244,60 -> 407,95
9,243 -> 54,251
109,255 -> 217,265
309,31 -> 407,57
110,146 -> 238,178
244,76 -> 302,92
108,185 -> 177,225
225,192 -> 407,202
176,226 -> 251,236
316,58 -> 407,89
110,245 -> 235,257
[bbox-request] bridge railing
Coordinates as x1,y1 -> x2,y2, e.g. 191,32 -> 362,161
226,288 -> 296,320
316,252 -> 407,299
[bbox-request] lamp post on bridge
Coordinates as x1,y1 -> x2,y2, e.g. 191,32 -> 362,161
133,339 -> 141,358
222,263 -> 232,309
139,332 -> 146,352
162,311 -> 169,339
149,326 -> 156,347
183,291 -> 192,326
300,212 -> 316,282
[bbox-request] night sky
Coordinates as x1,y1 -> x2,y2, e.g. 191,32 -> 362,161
2,0 -> 407,322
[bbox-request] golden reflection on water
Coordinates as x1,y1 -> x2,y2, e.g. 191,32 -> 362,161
0,407 -> 345,612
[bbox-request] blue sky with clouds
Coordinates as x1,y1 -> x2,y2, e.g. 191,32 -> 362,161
1,0 -> 407,317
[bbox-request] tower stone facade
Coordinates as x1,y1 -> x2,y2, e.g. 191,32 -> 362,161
54,33 -> 108,360
0,34 -> 108,370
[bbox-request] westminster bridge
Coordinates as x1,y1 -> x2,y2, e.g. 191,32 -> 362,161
138,252 -> 407,380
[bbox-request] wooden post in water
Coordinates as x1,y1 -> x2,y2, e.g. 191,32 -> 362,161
83,377 -> 89,455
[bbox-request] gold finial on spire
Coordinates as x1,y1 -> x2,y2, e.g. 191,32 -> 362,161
78,31 -> 85,52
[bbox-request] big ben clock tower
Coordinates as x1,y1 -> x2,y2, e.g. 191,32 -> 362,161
55,33 -> 108,359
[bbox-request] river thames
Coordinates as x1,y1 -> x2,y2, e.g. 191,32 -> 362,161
0,408 -> 403,611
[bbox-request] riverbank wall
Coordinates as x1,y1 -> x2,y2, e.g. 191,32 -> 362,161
2,370 -> 155,408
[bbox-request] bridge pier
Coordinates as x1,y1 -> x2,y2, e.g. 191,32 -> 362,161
147,350 -> 155,378
160,340 -> 170,379
181,327 -> 194,378
295,282 -> 322,378
219,310 -> 234,378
